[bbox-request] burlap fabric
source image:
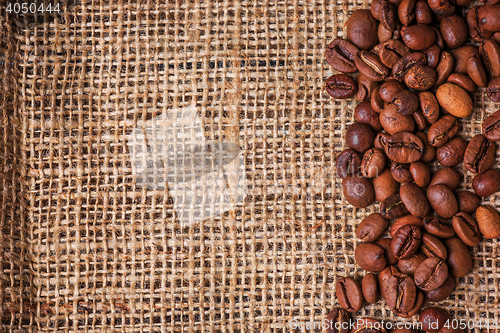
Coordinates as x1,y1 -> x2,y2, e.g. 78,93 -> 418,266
0,0 -> 499,332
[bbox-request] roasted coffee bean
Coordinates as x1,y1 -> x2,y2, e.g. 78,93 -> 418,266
356,74 -> 380,101
380,80 -> 405,102
482,109 -> 500,141
436,136 -> 468,167
428,0 -> 455,17
452,45 -> 479,74
325,39 -> 360,73
472,169 -> 500,197
380,193 -> 410,219
380,104 -> 416,135
361,148 -> 386,178
357,213 -> 388,242
428,115 -> 459,147
397,290 -> 424,318
416,0 -> 434,24
432,26 -> 445,49
413,113 -> 430,131
376,237 -> 400,265
354,101 -> 382,131
478,3 -> 500,32
351,318 -> 387,333
467,6 -> 493,42
391,162 -> 413,183
419,307 -> 451,333
373,168 -> 400,201
337,149 -> 362,179
455,191 -> 481,214
446,73 -> 476,93
361,273 -> 380,304
393,90 -> 419,115
476,205 -> 500,239
419,92 -> 440,124
343,176 -> 376,208
386,274 -> 417,313
381,1 -> 398,31
452,212 -> 481,246
400,183 -> 431,218
423,215 -> 455,238
380,40 -> 411,68
391,224 -> 422,259
424,275 -> 456,302
371,0 -> 388,20
420,232 -> 448,260
410,162 -> 430,187
378,265 -> 403,300
467,54 -> 488,88
398,253 -> 427,275
404,65 -> 436,91
423,44 -> 441,69
427,184 -> 459,219
480,39 -> 500,77
398,0 -> 417,25
436,83 -> 473,118
346,122 -> 375,153
464,134 -> 496,174
355,243 -> 388,272
325,308 -> 351,333
415,132 -> 436,163
434,51 -> 454,87
326,74 -> 358,99
336,277 -> 364,312
374,132 -> 391,150
444,237 -> 473,277
401,24 -> 437,50
414,257 -> 448,291
393,52 -> 427,81
440,15 -> 468,49
378,23 -> 401,43
429,167 -> 461,190
391,215 -> 424,237
355,51 -> 390,81
346,10 -> 379,50
487,77 -> 500,102
385,132 -> 424,163
371,86 -> 387,112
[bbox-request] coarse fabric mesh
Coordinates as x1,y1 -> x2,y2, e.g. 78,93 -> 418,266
0,0 -> 499,332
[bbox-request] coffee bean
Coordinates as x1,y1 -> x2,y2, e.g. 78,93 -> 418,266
337,149 -> 362,179
391,224 -> 422,259
467,54 -> 488,88
415,0 -> 433,24
436,136 -> 468,167
440,15 -> 468,49
376,237 -> 400,265
455,190 -> 481,214
380,79 -> 405,102
343,176 -> 376,208
325,39 -> 360,73
346,10 -> 379,50
380,104 -> 416,135
415,132 -> 436,163
417,92 -> 439,125
326,74 -> 358,99
374,132 -> 391,150
434,51 -> 454,87
423,215 -> 455,238
424,275 -> 456,302
428,115 -> 459,147
410,162 -> 431,187
381,1 -> 398,31
393,52 -> 427,81
446,73 -> 476,93
423,44 -> 441,68
346,122 -> 375,153
451,45 -> 479,74
480,38 -> 500,77
372,168 -> 400,201
416,114 -> 431,140
380,40 -> 410,68
336,277 -> 365,312
371,85 -> 387,112
361,148 -> 387,178
404,65 -> 437,91
391,162 -> 413,183
482,109 -> 500,141
354,101 -> 383,131
356,74 -> 380,101
452,212 -> 481,246
436,83 -> 473,118
400,183 -> 431,218
487,77 -> 500,102
429,167 -> 461,190
432,26 -> 445,49
378,265 -> 403,300
325,308 -> 351,333
391,215 -> 424,237
428,0 -> 455,17
355,50 -> 390,81
361,273 -> 380,304
472,169 -> 500,197
386,274 -> 417,313
420,232 -> 448,260
357,213 -> 388,242
444,237 -> 473,277
385,132 -> 423,163
371,0 -> 388,20
355,243 -> 388,272
351,318 -> 387,333
397,290 -> 424,318
414,257 -> 448,291
401,24 -> 437,50
467,6 -> 493,42
476,205 -> 500,239
419,307 -> 451,333
380,193 -> 410,219
378,23 -> 400,43
393,90 -> 419,115
464,134 -> 496,174
427,184 -> 459,219
478,3 -> 500,32
398,0 -> 417,25
398,253 -> 427,275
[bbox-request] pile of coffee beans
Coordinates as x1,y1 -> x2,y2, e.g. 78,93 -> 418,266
325,0 -> 500,328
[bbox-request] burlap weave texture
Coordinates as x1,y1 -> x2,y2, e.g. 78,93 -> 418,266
0,0 -> 499,332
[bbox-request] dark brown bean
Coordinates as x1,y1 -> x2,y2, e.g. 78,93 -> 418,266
346,10 -> 379,50
356,74 -> 380,101
398,253 -> 427,275
391,224 -> 422,259
423,44 -> 441,68
325,39 -> 359,73
452,45 -> 479,74
452,212 -> 481,246
480,39 -> 500,78
487,77 -> 500,102
424,275 -> 456,302
346,122 -> 375,153
380,104 -> 416,135
415,0 -> 434,24
413,111 -> 429,131
380,80 -> 405,102
385,274 -> 417,313
436,136 -> 468,167
429,167 -> 461,190
393,52 -> 427,81
380,1 -> 398,31
372,168 -> 400,202
444,237 -> 473,277
371,86 -> 387,112
380,40 -> 411,69
325,308 -> 351,333
378,265 -> 403,300
343,176 -> 376,208
326,74 -> 358,99
420,232 -> 448,260
410,162 -> 431,187
336,277 -> 365,312
374,132 -> 391,150
476,205 -> 500,239
380,193 -> 410,219
355,243 -> 388,272
376,237 -> 400,265
440,15 -> 468,49
467,6 -> 493,42
419,307 -> 451,333
354,101 -> 382,132
361,148 -> 387,178
446,73 -> 476,93
356,213 -> 388,242
361,273 -> 380,304
478,3 -> 500,32
398,0 -> 417,25
355,50 -> 390,81
464,134 -> 496,174
482,109 -> 500,141
467,54 -> 488,88
434,51 -> 454,87
397,290 -> 424,318
472,169 -> 500,197
427,184 -> 459,219
400,183 -> 431,218
419,92 -> 440,124
414,257 -> 448,291
428,115 -> 459,147
378,23 -> 401,44
391,162 -> 413,183
337,149 -> 362,179
404,65 -> 436,91
385,132 -> 424,163
391,215 -> 424,237
428,0 -> 455,18
393,90 -> 419,115
455,191 -> 481,214
372,0 -> 389,20
423,215 -> 456,238
416,132 -> 436,163
401,24 -> 437,50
